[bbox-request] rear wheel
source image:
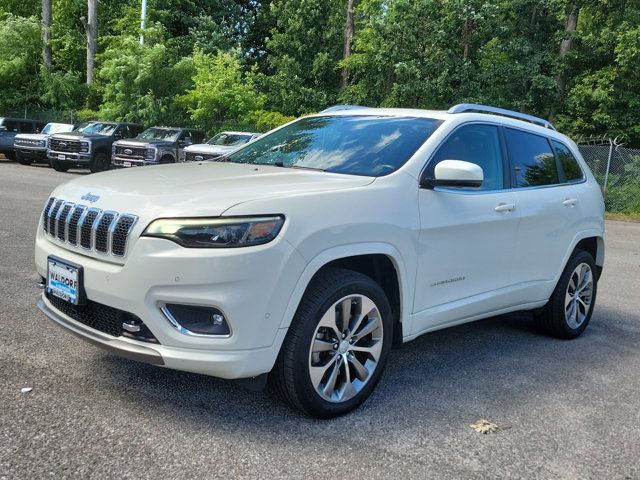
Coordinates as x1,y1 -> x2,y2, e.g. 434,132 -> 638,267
270,268 -> 393,418
90,152 -> 110,173
536,249 -> 597,339
50,159 -> 70,172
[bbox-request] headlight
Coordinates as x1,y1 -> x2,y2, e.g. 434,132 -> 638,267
80,141 -> 90,152
144,148 -> 156,160
39,139 -> 47,148
142,216 -> 285,248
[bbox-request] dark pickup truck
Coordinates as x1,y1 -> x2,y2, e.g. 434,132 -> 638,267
111,127 -> 205,168
47,121 -> 144,173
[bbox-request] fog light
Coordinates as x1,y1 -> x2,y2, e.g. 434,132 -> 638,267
161,304 -> 230,336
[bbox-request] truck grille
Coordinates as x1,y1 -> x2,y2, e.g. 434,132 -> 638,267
15,138 -> 45,148
42,197 -> 138,257
185,151 -> 223,162
50,138 -> 81,153
115,145 -> 146,158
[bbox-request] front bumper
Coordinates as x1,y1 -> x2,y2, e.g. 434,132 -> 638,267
35,227 -> 305,378
15,146 -> 48,160
112,156 -> 157,168
37,296 -> 288,378
48,150 -> 92,164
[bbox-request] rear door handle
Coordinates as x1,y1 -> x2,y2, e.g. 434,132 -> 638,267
494,203 -> 516,213
562,198 -> 578,207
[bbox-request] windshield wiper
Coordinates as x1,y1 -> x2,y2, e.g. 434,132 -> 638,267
272,161 -> 325,172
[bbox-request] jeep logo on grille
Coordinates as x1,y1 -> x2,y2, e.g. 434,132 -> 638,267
124,148 -> 133,155
195,155 -> 204,161
80,192 -> 100,203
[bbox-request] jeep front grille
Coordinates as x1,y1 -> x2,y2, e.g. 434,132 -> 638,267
42,197 -> 138,257
50,138 -> 81,153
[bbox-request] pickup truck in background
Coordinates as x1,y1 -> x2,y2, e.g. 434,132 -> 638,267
14,123 -> 75,165
47,121 -> 144,173
112,127 -> 205,168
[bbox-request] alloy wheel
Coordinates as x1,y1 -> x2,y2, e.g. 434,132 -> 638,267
308,294 -> 383,403
565,262 -> 593,329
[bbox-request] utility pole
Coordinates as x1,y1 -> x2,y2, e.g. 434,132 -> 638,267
140,0 -> 147,45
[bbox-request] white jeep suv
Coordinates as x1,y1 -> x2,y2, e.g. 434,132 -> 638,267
35,104 -> 605,418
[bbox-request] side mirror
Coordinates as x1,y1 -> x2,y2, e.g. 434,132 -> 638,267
183,137 -> 192,146
420,160 -> 483,189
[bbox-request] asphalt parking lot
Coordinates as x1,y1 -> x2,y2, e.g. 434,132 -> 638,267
1,159 -> 640,479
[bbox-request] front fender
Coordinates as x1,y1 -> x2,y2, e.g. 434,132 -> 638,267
278,242 -> 413,336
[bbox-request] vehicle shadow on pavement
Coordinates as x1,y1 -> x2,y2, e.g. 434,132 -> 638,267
92,304 -> 639,435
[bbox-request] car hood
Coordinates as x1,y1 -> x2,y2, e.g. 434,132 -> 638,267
52,132 -> 106,141
115,138 -> 174,148
15,133 -> 48,141
184,143 -> 240,155
52,162 -> 375,219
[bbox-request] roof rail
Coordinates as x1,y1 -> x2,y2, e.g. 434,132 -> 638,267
447,103 -> 556,130
320,105 -> 368,113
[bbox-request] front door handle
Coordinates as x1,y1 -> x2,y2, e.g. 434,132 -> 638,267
562,198 -> 578,207
494,203 -> 516,213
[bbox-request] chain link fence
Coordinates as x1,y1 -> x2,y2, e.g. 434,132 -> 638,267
578,137 -> 640,214
1,109 -> 78,124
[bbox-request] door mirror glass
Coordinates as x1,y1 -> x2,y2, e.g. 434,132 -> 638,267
421,159 -> 483,188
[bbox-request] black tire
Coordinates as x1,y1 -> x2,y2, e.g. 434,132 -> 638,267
90,152 -> 110,173
17,153 -> 34,165
159,155 -> 174,164
50,159 -> 70,172
5,151 -> 15,161
270,267 -> 393,418
536,249 -> 598,339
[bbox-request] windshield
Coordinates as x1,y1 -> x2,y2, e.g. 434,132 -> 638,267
207,133 -> 252,146
137,127 -> 181,142
76,122 -> 118,136
226,115 -> 442,176
42,123 -> 74,135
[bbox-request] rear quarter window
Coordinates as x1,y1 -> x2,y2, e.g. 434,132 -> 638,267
552,140 -> 584,182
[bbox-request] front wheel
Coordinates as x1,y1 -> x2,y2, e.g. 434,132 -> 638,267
50,159 -> 70,172
90,152 -> 110,173
536,249 -> 598,339
17,152 -> 33,165
270,268 -> 393,418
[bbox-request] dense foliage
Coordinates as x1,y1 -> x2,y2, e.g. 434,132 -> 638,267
0,0 -> 639,143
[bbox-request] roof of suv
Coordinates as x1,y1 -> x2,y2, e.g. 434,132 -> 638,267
315,104 -> 573,145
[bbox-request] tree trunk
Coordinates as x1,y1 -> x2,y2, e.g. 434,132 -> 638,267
85,0 -> 97,84
340,0 -> 356,89
42,0 -> 52,69
550,4 -> 580,120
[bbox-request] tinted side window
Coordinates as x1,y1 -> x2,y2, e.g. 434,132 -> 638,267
193,131 -> 205,143
3,120 -> 19,132
505,128 -> 558,187
20,122 -> 34,133
552,141 -> 583,182
430,124 -> 504,190
118,126 -> 131,138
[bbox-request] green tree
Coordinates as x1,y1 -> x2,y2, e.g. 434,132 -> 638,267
0,14 -> 42,111
97,29 -> 194,126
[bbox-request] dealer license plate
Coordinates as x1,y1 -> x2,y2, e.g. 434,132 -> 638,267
47,257 -> 81,305
57,154 -> 65,160
123,161 -> 131,168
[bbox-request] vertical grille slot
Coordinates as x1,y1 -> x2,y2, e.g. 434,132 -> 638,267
42,198 -> 55,234
48,200 -> 64,236
67,206 -> 86,245
80,210 -> 100,249
95,213 -> 116,253
56,203 -> 73,241
112,215 -> 136,256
